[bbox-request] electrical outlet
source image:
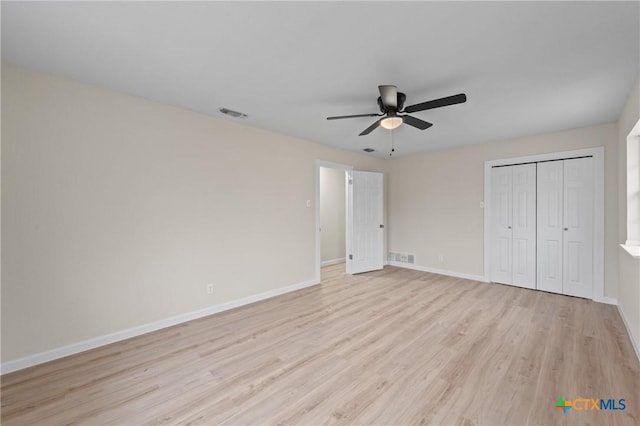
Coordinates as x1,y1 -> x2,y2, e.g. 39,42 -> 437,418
207,284 -> 214,294
438,255 -> 444,263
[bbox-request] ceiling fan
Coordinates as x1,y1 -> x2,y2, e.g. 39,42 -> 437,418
327,85 -> 467,136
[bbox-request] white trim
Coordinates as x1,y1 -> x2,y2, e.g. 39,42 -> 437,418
620,243 -> 640,259
594,296 -> 618,305
593,148 -> 605,302
1,278 -> 320,375
483,147 -> 604,168
321,258 -> 346,267
483,147 -> 605,302
388,261 -> 487,282
483,161 -> 491,284
346,168 -> 353,274
316,160 -> 353,282
617,303 -> 640,362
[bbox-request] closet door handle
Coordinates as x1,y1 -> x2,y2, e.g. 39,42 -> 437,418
508,226 -> 512,229
564,227 -> 569,231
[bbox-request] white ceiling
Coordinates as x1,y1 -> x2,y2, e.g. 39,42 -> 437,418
2,1 -> 639,158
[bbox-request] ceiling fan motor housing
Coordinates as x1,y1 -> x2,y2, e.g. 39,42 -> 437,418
377,93 -> 406,113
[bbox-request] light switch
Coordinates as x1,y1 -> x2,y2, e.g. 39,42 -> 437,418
480,201 -> 484,209
306,200 -> 311,208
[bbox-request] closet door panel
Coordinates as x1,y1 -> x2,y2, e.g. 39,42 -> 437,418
511,163 -> 536,289
562,157 -> 594,299
491,167 -> 513,285
537,161 -> 563,294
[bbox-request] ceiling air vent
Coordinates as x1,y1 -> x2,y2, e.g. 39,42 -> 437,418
219,108 -> 248,119
363,148 -> 375,153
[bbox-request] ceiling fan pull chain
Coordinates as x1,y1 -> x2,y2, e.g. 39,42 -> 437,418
390,129 -> 395,157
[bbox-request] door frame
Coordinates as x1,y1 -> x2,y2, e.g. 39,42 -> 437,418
316,160 -> 353,283
483,147 -> 607,303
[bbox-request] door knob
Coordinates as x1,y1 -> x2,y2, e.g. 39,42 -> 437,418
564,228 -> 568,231
508,226 -> 512,229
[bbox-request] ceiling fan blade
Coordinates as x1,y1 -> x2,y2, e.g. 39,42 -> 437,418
326,113 -> 381,120
359,119 -> 382,136
378,85 -> 398,110
401,115 -> 433,130
404,93 -> 467,113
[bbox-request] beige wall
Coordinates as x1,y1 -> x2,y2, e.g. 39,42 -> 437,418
2,62 -> 636,366
386,123 -> 620,297
1,64 -> 384,362
320,167 -> 346,263
617,73 -> 640,347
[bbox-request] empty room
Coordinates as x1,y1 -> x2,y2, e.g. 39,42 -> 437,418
1,1 -> 639,425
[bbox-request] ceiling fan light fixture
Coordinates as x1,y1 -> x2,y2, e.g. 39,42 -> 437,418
380,116 -> 403,130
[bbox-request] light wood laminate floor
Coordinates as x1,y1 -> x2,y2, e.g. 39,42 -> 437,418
2,265 -> 639,425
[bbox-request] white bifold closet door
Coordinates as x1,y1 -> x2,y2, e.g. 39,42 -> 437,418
537,157 -> 593,298
536,161 -> 563,293
490,163 -> 536,289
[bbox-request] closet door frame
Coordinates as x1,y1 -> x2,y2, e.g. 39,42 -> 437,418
483,147 -> 608,304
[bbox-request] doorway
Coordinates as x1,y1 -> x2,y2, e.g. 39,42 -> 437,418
315,161 -> 351,282
320,166 -> 347,268
315,161 -> 385,283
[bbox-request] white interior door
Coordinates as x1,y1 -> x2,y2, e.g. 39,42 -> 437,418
562,157 -> 594,298
511,164 -> 537,289
537,160 -> 564,294
490,166 -> 513,285
351,170 -> 383,274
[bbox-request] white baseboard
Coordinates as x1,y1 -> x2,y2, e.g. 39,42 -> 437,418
388,261 -> 487,282
594,296 -> 618,305
1,278 -> 320,375
321,258 -> 346,267
617,303 -> 640,363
